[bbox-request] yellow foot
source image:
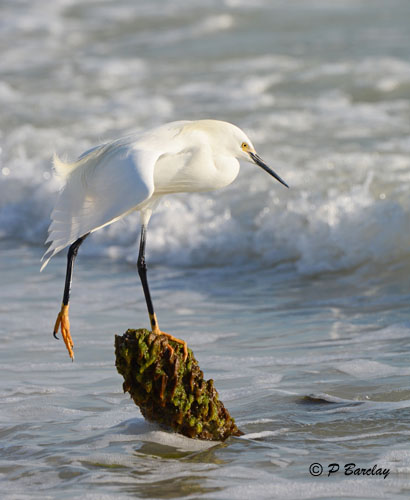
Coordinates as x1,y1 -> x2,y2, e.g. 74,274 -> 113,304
53,303 -> 74,361
160,331 -> 188,362
150,314 -> 188,361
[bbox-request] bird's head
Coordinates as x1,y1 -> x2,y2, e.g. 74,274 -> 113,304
237,134 -> 289,189
187,120 -> 289,189
200,120 -> 289,189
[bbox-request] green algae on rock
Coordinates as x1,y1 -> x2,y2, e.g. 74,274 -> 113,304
115,329 -> 243,441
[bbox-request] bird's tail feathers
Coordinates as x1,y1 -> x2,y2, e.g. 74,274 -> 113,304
40,239 -> 68,271
40,246 -> 53,272
40,251 -> 53,272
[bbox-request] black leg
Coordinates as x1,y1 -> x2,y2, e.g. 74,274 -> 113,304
54,232 -> 89,339
137,224 -> 157,332
136,225 -> 188,360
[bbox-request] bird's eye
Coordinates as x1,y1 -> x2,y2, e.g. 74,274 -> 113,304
241,142 -> 248,151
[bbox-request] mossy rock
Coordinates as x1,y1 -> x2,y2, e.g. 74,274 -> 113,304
115,329 -> 242,441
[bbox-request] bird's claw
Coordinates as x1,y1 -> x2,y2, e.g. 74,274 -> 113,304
152,325 -> 188,362
53,304 -> 75,361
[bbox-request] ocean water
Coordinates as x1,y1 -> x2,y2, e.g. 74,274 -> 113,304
1,0 -> 410,498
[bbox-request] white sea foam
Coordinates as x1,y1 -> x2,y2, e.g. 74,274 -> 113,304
336,360 -> 409,379
241,429 -> 288,440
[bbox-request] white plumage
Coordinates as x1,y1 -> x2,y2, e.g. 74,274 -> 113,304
43,119 -> 289,360
42,119 -> 270,269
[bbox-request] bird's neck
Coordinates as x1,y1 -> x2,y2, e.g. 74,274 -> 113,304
213,155 -> 240,189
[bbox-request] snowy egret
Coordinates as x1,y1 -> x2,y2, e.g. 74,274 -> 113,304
42,119 -> 288,360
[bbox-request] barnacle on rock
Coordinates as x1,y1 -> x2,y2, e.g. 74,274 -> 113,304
115,329 -> 242,441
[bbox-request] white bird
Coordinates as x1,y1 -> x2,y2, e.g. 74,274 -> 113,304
42,119 -> 288,361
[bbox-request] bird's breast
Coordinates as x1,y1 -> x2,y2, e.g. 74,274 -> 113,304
153,149 -> 239,195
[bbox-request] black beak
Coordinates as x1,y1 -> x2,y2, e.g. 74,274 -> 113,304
249,152 -> 289,188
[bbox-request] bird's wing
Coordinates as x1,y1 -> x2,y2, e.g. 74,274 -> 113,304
41,144 -> 159,270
